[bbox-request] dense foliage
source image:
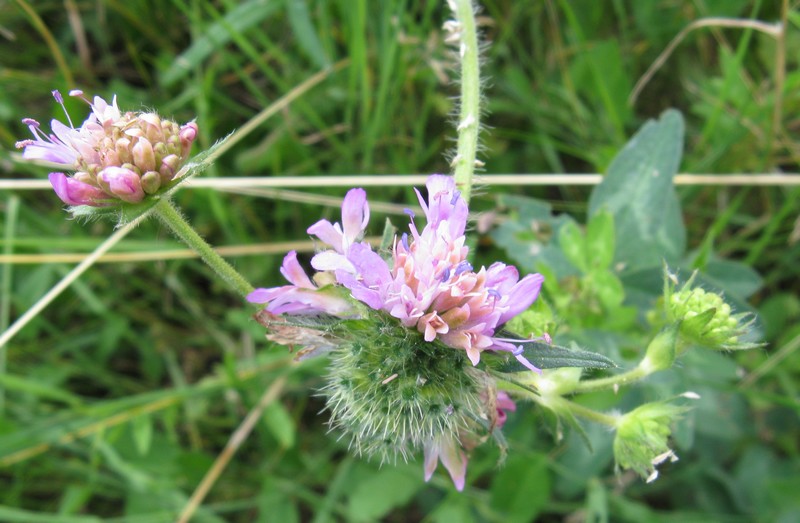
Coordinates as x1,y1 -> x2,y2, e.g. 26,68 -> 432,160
1,1 -> 798,521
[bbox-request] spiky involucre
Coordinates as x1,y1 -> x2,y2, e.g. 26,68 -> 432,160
322,314 -> 486,462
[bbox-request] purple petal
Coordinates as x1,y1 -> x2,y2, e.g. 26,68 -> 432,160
497,273 -> 545,325
307,220 -> 343,251
279,251 -> 315,288
22,142 -> 78,165
341,188 -> 369,245
48,172 -> 107,206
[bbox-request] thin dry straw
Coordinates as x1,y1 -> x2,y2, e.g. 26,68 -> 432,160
2,173 -> 800,190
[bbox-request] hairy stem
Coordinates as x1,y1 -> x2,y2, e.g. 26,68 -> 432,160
571,364 -> 651,395
154,198 -> 254,298
450,0 -> 481,203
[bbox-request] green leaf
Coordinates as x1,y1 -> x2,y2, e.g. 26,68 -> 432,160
347,465 -> 421,522
262,401 -> 296,449
131,415 -> 153,456
558,220 -> 587,272
489,453 -> 551,523
586,210 -> 615,270
160,0 -> 282,86
490,335 -> 616,373
286,0 -> 330,68
588,109 -> 686,271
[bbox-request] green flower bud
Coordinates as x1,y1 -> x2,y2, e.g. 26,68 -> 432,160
613,396 -> 694,482
662,270 -> 759,351
140,171 -> 162,194
641,324 -> 679,372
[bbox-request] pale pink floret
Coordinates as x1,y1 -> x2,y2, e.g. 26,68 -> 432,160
247,251 -> 353,316
48,173 -> 109,207
423,438 -> 468,491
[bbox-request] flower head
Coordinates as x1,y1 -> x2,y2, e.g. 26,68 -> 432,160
251,175 -> 546,371
17,90 -> 198,207
247,174 -> 546,491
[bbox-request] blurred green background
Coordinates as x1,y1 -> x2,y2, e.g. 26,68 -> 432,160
0,0 -> 798,521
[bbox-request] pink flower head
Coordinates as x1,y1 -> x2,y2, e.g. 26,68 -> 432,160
251,175 -> 547,371
17,90 -> 198,207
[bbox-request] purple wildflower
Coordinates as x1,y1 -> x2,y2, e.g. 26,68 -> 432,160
16,90 -> 198,207
250,174 -> 547,371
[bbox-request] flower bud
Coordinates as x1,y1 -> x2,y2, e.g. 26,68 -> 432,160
159,154 -> 181,182
180,122 -> 198,158
613,399 -> 691,482
116,137 -> 133,164
641,324 -> 679,372
140,171 -> 162,194
138,113 -> 163,143
661,270 -> 760,351
132,137 -> 156,173
99,167 -> 144,203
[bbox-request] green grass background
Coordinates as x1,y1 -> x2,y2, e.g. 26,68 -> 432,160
0,0 -> 798,521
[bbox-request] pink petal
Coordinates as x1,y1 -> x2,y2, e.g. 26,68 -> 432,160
438,439 -> 467,491
280,251 -> 315,288
48,172 -> 107,207
341,188 -> 369,245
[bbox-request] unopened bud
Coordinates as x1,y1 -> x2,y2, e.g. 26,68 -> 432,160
116,137 -> 132,164
132,137 -> 156,173
159,154 -> 181,182
99,166 -> 144,203
140,171 -> 162,194
180,122 -> 198,158
642,324 -> 679,371
138,113 -> 163,143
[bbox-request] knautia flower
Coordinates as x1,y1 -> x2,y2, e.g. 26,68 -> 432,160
16,90 -> 198,207
248,175 -> 546,490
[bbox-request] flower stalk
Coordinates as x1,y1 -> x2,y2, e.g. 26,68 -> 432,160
153,198 -> 254,298
449,0 -> 482,203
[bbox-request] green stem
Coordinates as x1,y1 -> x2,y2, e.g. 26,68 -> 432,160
154,198 -> 254,298
541,395 -> 617,427
571,364 -> 651,395
451,0 -> 481,203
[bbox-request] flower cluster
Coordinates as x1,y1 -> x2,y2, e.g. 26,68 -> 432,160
248,175 -> 545,490
250,175 -> 546,371
16,90 -> 198,206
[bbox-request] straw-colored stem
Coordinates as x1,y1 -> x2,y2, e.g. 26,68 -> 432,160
0,209 -> 151,353
0,196 -> 20,413
176,376 -> 286,523
153,198 -> 254,298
